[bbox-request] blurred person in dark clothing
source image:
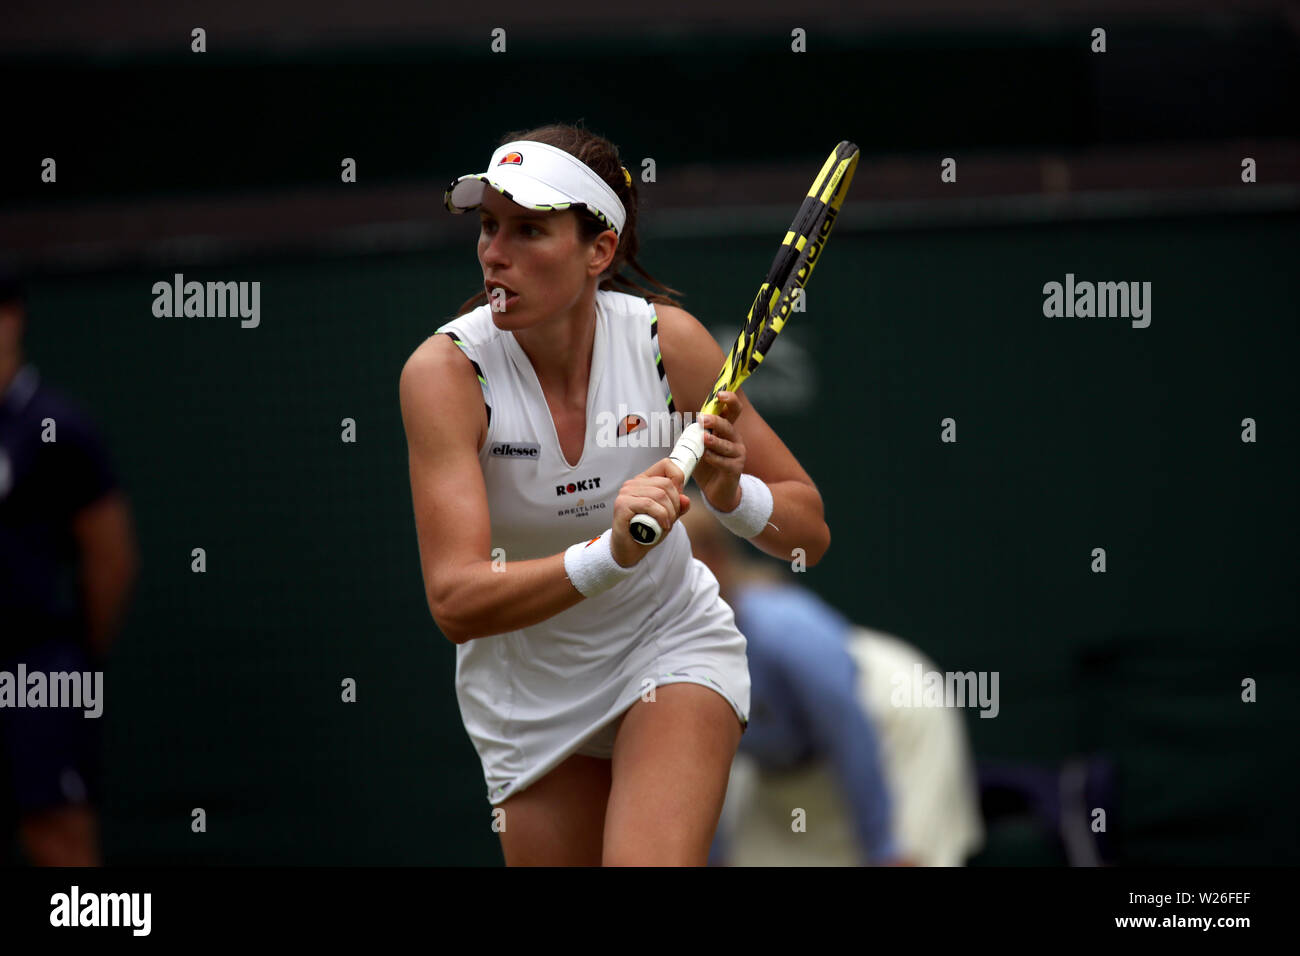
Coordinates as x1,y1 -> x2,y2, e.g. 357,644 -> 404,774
0,268 -> 138,865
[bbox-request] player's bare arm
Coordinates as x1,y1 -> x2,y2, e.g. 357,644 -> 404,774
655,303 -> 830,566
401,334 -> 591,643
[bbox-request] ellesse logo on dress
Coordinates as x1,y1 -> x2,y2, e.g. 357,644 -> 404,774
616,414 -> 646,437
490,441 -> 540,459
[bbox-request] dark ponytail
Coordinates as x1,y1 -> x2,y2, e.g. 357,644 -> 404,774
453,122 -> 683,318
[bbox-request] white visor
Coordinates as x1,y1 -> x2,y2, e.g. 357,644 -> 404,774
444,140 -> 627,236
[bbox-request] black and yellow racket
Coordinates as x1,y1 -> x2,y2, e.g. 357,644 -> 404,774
630,140 -> 861,546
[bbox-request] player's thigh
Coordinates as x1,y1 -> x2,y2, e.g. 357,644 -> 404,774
495,752 -> 612,866
603,682 -> 743,866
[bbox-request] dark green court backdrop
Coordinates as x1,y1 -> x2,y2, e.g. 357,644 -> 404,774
14,209 -> 1297,864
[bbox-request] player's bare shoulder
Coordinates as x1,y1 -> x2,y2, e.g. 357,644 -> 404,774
653,302 -> 706,343
652,303 -> 726,413
402,330 -> 461,379
399,332 -> 486,453
399,332 -> 468,409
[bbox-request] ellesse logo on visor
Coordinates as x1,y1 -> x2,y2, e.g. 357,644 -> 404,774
498,152 -> 524,166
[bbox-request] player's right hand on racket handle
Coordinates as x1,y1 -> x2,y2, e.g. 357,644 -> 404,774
610,459 -> 692,568
625,422 -> 707,548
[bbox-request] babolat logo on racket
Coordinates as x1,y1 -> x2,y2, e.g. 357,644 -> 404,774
630,522 -> 655,544
490,441 -> 540,458
556,477 -> 602,496
790,211 -> 836,293
498,151 -> 524,165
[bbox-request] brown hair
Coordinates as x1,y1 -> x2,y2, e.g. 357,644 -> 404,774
453,122 -> 683,317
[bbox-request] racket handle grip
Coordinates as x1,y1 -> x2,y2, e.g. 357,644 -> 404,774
629,422 -> 707,546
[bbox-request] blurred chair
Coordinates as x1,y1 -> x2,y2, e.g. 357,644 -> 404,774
974,757 -> 1118,866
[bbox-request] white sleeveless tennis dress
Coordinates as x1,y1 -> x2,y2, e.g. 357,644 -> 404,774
435,289 -> 750,805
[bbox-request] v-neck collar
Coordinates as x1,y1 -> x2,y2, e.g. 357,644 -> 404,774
501,297 -> 605,472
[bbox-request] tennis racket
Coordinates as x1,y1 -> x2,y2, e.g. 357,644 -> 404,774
629,140 -> 861,546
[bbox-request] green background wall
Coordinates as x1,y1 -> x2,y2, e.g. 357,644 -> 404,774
5,14 -> 1297,864
13,209 -> 1297,864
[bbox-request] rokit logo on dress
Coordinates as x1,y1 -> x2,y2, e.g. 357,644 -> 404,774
555,477 -> 602,496
555,476 -> 607,519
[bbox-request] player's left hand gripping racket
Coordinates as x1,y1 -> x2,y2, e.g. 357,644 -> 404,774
629,140 -> 860,546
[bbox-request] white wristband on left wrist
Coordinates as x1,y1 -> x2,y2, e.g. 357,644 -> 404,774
703,473 -> 774,538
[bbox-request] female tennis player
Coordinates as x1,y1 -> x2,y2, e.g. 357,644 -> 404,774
400,123 -> 830,866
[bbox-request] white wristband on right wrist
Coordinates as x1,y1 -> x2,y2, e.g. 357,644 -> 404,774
563,529 -> 636,598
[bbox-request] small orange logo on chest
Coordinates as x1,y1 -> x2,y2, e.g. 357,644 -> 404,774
617,414 -> 646,436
